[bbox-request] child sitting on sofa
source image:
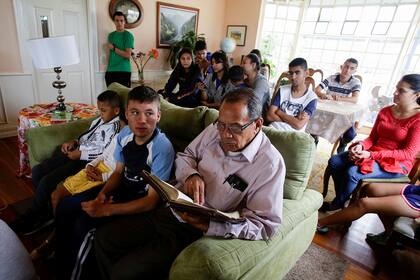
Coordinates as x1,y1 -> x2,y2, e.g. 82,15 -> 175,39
11,90 -> 122,235
50,119 -> 126,210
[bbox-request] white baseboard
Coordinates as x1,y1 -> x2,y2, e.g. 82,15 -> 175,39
0,124 -> 17,138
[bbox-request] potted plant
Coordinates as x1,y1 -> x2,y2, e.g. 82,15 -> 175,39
167,31 -> 205,69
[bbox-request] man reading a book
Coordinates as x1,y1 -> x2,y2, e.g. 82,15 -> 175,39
94,88 -> 286,279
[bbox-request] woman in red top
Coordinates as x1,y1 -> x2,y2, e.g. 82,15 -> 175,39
322,74 -> 420,211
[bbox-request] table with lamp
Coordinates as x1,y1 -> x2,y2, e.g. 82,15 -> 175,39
17,35 -> 98,177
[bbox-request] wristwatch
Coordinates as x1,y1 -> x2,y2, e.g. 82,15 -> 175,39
113,44 -> 116,51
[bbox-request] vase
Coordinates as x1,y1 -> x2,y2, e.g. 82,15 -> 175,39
138,70 -> 145,86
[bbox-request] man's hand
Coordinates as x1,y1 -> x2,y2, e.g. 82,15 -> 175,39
81,197 -> 113,217
184,174 -> 205,205
107,42 -> 114,50
86,165 -> 102,181
178,212 -> 209,232
67,149 -> 81,160
61,140 -> 77,154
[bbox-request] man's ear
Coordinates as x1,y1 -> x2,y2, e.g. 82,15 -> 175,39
255,117 -> 263,130
114,107 -> 120,115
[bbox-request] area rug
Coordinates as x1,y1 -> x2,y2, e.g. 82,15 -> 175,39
284,243 -> 349,280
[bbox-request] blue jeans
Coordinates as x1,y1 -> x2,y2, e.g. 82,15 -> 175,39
328,151 -> 404,208
337,124 -> 357,153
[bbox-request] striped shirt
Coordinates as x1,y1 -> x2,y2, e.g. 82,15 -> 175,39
78,116 -> 120,161
319,74 -> 361,97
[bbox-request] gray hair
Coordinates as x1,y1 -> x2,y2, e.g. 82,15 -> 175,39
221,88 -> 262,120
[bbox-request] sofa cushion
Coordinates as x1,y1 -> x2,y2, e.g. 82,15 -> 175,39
170,189 -> 322,280
159,105 -> 208,152
263,127 -> 316,200
26,118 -> 93,167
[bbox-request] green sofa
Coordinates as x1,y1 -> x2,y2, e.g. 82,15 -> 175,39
25,83 -> 323,279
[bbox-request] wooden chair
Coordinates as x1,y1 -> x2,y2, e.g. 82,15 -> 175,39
354,74 -> 363,83
308,68 -> 324,84
272,71 -> 315,99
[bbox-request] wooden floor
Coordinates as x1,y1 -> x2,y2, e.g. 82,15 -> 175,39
0,136 -> 401,279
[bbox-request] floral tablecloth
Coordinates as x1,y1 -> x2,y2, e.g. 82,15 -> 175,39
17,102 -> 98,177
306,100 -> 364,143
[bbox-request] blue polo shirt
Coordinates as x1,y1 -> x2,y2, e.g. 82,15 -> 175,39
113,126 -> 174,200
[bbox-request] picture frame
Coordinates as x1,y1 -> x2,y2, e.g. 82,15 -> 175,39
156,2 -> 199,48
226,25 -> 247,47
109,0 -> 144,29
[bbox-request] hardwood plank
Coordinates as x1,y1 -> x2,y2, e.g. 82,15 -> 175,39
0,137 -> 34,204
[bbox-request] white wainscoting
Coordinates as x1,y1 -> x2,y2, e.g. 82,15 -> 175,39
0,70 -> 172,138
0,73 -> 36,138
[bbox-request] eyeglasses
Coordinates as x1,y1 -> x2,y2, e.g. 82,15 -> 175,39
215,119 -> 255,134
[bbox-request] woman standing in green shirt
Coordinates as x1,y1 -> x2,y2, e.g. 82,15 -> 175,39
105,11 -> 134,87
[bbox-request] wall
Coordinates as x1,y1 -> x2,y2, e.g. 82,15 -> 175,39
96,0 -> 226,72
0,0 -> 22,73
224,0 -> 263,64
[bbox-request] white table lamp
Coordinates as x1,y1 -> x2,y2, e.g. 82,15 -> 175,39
29,35 -> 80,111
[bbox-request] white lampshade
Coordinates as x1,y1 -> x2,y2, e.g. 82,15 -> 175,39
28,35 -> 80,69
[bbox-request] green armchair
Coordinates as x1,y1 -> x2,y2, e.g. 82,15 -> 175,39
25,83 -> 323,279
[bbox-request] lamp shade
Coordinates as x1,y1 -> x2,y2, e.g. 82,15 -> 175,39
28,35 -> 80,69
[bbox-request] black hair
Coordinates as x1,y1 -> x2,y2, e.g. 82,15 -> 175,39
211,51 -> 230,84
250,49 -> 262,61
401,74 -> 420,105
113,11 -> 127,22
222,88 -> 262,120
289,57 -> 308,71
178,48 -> 193,60
127,86 -> 160,110
194,40 -> 207,52
97,90 -> 120,108
345,58 -> 358,66
228,65 -> 244,83
245,53 -> 261,72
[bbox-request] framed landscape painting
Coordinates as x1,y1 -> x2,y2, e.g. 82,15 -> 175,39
227,25 -> 247,46
156,2 -> 199,48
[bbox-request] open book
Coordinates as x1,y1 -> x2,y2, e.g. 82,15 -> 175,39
141,170 -> 245,223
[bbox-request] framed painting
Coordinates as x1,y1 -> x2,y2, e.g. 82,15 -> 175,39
227,25 -> 247,46
156,2 -> 199,48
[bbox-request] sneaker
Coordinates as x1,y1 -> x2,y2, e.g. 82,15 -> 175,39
366,231 -> 389,246
9,209 -> 54,236
317,224 -> 329,234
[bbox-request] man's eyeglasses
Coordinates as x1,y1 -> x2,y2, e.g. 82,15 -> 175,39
215,119 -> 255,134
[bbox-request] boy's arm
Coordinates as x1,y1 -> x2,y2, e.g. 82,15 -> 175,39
266,105 -> 282,122
275,110 -> 309,130
333,90 -> 359,103
315,85 -> 328,99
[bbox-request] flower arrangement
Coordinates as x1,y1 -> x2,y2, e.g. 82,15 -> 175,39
131,48 -> 159,84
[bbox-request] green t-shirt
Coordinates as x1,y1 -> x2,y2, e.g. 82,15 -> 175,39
107,30 -> 134,72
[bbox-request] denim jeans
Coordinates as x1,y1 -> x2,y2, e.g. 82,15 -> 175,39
328,151 -> 404,208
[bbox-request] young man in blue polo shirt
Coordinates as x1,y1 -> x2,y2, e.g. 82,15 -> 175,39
54,86 -> 175,279
315,58 -> 362,152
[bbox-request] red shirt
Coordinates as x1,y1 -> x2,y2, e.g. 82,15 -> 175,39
360,106 -> 420,174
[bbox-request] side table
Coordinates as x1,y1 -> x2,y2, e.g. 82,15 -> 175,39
17,102 -> 98,177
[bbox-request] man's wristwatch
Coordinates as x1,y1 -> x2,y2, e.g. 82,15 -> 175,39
113,44 -> 116,51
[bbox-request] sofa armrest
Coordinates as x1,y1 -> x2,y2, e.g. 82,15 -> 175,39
25,118 -> 94,167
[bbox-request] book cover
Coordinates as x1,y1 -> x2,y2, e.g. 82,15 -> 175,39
141,170 -> 245,223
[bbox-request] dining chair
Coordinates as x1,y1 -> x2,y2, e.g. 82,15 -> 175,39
272,72 -> 316,99
308,68 -> 324,84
